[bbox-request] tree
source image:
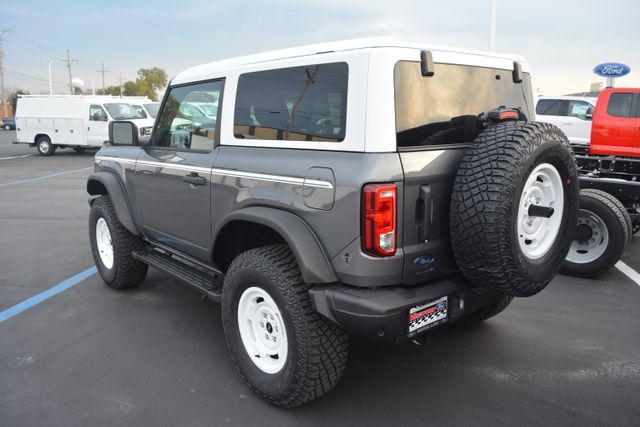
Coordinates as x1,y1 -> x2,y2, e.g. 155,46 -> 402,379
96,67 -> 167,101
10,89 -> 29,112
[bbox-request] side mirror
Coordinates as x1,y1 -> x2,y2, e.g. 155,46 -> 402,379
585,112 -> 593,120
108,121 -> 139,146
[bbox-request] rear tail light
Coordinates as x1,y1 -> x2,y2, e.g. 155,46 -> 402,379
362,183 -> 397,257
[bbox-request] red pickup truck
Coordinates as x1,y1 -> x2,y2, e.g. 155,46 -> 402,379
589,88 -> 640,157
561,88 -> 640,278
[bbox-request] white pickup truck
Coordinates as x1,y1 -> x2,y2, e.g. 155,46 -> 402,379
535,95 -> 597,153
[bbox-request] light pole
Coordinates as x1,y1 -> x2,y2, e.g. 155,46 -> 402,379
489,0 -> 497,51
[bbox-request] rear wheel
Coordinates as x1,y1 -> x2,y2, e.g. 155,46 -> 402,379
581,189 -> 632,247
561,190 -> 627,278
3,124 -> 10,130
222,244 -> 348,407
450,121 -> 579,297
36,136 -> 55,156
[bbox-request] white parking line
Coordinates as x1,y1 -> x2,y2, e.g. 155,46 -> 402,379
0,154 -> 34,161
615,261 -> 640,287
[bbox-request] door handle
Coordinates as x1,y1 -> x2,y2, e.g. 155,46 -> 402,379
183,173 -> 207,186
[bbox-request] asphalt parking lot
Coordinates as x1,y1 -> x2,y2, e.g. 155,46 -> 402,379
1,129 -> 639,426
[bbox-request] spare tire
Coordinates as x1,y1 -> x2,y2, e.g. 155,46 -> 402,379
450,121 -> 579,297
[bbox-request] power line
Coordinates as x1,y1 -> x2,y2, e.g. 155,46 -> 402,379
4,67 -> 67,85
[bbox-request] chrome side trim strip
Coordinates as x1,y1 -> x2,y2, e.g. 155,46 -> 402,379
94,156 -> 334,189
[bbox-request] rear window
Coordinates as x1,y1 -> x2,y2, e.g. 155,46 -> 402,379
536,99 -> 564,116
234,62 -> 348,142
607,93 -> 634,118
394,61 -> 533,148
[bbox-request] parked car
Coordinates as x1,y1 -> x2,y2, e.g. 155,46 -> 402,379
2,117 -> 16,130
535,95 -> 597,153
14,95 -> 156,155
87,38 -> 581,407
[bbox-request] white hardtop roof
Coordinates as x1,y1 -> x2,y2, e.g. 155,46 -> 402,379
173,37 -> 528,84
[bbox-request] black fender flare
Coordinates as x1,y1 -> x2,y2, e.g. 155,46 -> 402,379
86,172 -> 139,235
215,207 -> 337,284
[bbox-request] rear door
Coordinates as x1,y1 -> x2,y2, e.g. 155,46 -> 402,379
591,91 -> 637,156
133,79 -> 223,261
535,99 -> 566,133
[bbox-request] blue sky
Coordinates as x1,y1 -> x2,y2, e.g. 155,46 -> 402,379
2,0 -> 639,94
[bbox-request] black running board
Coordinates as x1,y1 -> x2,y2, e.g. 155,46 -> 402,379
132,249 -> 222,302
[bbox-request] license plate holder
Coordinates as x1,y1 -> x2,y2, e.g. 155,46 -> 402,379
407,296 -> 448,336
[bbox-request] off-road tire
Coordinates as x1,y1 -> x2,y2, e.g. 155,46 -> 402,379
89,196 -> 148,289
222,244 -> 348,408
581,189 -> 632,247
450,121 -> 579,297
462,296 -> 514,323
561,190 -> 627,278
36,135 -> 55,156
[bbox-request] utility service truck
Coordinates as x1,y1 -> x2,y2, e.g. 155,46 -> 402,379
14,95 -> 156,156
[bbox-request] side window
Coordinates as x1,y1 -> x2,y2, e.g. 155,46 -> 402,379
607,93 -> 634,118
154,80 -> 222,151
131,105 -> 148,119
234,62 -> 348,142
566,101 -> 593,120
536,99 -> 564,116
89,105 -> 108,122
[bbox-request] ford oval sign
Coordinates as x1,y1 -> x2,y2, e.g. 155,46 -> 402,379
593,63 -> 630,78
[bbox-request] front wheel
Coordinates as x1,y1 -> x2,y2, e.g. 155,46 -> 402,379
222,244 -> 348,408
89,196 -> 148,289
3,125 -> 10,130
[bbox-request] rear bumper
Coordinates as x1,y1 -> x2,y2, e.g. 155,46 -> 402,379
309,275 -> 499,343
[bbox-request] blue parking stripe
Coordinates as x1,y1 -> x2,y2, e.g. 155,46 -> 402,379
0,166 -> 93,188
0,267 -> 97,324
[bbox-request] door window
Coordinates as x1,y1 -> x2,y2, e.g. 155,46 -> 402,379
131,104 -> 148,119
89,105 -> 108,121
566,101 -> 593,120
234,62 -> 348,142
153,80 -> 222,151
535,99 -> 564,116
607,93 -> 634,117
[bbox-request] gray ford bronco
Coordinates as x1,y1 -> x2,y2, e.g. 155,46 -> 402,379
87,39 -> 579,407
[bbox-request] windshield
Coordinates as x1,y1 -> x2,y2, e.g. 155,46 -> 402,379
104,103 -> 145,120
144,103 -> 160,118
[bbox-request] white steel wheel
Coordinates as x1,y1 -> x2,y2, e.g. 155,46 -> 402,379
565,209 -> 609,264
95,217 -> 114,269
517,163 -> 565,260
237,286 -> 288,374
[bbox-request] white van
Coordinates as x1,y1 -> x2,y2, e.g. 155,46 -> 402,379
15,95 -> 156,156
